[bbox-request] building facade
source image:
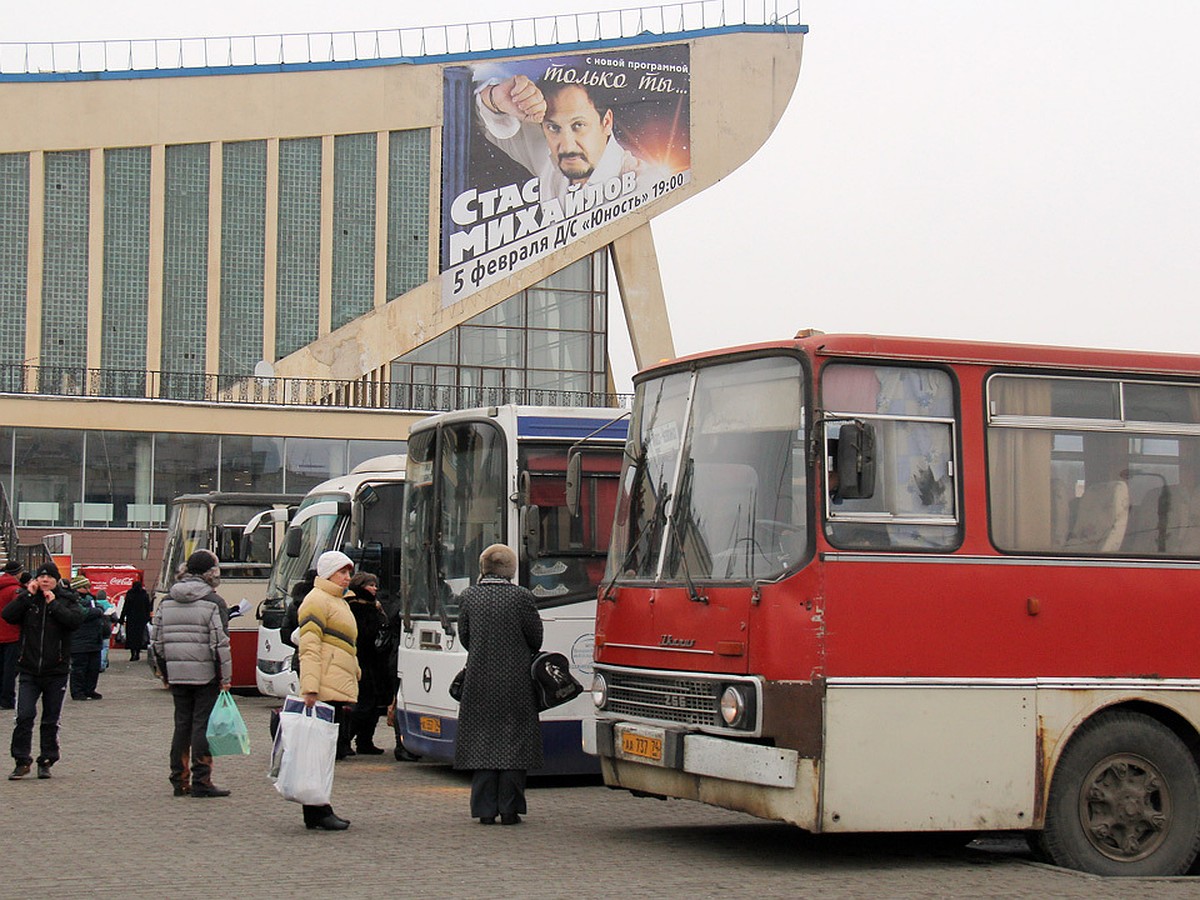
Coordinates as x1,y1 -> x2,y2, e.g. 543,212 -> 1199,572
0,1 -> 805,570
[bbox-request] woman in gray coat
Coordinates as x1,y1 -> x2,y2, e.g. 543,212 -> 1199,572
453,544 -> 543,825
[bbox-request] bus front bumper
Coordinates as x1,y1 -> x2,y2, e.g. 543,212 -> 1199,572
584,718 -> 799,788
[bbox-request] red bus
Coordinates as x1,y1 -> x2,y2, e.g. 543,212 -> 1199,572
586,332 -> 1200,877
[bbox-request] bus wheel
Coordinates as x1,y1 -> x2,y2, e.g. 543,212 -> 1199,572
1040,710 -> 1200,876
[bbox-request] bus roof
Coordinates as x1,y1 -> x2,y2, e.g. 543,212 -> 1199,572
300,456 -> 407,502
409,404 -> 630,441
170,492 -> 301,506
639,333 -> 1200,381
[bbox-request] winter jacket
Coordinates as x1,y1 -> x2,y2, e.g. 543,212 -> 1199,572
453,575 -> 544,771
0,573 -> 21,644
297,576 -> 359,703
70,591 -> 107,653
151,575 -> 232,686
1,585 -> 85,676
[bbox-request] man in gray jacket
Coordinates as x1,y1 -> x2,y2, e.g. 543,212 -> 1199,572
151,550 -> 232,798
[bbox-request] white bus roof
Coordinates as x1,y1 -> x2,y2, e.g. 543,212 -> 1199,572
301,454 -> 407,502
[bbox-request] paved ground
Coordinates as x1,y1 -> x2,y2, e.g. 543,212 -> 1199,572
4,658 -> 1199,899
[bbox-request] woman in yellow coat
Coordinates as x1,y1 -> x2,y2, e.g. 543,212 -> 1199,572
297,550 -> 359,831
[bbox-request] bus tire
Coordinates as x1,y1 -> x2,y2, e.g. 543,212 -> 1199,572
1040,710 -> 1200,876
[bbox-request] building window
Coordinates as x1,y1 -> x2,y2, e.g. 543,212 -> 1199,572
387,129 -> 430,300
388,251 -> 609,409
161,143 -> 210,398
276,138 -> 322,359
220,435 -> 284,493
0,154 -> 29,372
332,133 -> 376,330
102,146 -> 151,394
41,151 -> 90,374
83,430 -> 154,527
284,437 -> 346,494
154,432 -> 220,506
219,140 -> 267,377
13,428 -> 83,528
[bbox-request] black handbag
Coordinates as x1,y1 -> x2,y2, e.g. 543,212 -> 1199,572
449,667 -> 465,702
530,651 -> 583,712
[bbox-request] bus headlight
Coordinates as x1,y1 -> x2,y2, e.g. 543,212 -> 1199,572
719,685 -> 748,727
591,673 -> 608,709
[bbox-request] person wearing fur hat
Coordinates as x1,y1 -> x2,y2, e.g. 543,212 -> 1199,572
0,561 -> 23,709
295,550 -> 360,831
68,575 -> 107,701
2,561 -> 84,779
151,549 -> 233,798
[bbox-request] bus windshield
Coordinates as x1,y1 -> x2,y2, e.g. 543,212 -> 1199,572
519,443 -> 622,604
212,504 -> 278,578
265,493 -> 346,603
401,421 -> 506,622
158,501 -> 209,587
608,355 -> 809,583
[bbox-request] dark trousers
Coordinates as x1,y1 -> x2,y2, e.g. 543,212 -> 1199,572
351,670 -> 383,749
70,650 -> 101,698
470,769 -> 528,819
169,680 -> 220,789
0,641 -> 18,707
11,672 -> 69,766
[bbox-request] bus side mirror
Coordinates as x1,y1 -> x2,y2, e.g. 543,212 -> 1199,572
284,527 -> 303,558
521,505 -> 541,561
565,452 -> 582,518
836,421 -> 877,500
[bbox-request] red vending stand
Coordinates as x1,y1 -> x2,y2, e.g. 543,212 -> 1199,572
79,565 -> 145,647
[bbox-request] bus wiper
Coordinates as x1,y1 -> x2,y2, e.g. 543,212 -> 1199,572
668,462 -> 707,605
601,440 -> 650,603
430,539 -> 455,638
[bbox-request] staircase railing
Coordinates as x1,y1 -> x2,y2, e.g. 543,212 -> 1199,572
0,481 -> 51,573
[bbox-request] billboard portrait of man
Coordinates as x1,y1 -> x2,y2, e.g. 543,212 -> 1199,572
476,74 -> 669,205
440,45 -> 691,302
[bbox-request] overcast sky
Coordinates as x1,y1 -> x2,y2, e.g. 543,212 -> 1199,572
5,1 -> 1198,389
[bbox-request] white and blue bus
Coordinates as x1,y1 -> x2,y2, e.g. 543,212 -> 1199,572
395,405 -> 627,774
256,456 -> 406,699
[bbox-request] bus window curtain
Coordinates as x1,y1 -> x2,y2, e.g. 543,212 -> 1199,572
989,378 -> 1053,551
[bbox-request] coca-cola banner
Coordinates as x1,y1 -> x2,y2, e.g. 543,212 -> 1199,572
80,565 -> 145,608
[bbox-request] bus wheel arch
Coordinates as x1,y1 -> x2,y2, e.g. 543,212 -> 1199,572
1038,706 -> 1200,876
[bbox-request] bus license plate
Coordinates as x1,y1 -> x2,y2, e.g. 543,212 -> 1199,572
419,716 -> 442,736
619,728 -> 664,763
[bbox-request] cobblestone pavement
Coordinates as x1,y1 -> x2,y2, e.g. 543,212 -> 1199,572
3,659 -> 1198,899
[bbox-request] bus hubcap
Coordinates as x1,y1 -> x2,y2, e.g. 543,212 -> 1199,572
1079,753 -> 1170,862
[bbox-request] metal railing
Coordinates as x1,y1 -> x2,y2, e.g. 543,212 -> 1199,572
0,363 -> 632,412
0,481 -> 52,571
0,0 -> 802,77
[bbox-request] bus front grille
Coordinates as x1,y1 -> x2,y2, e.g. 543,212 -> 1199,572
604,671 -> 722,726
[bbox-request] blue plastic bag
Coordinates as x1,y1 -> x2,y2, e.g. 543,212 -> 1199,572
206,690 -> 251,756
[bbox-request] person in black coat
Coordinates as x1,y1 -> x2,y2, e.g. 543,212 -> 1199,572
1,562 -> 84,779
68,575 -> 106,701
119,580 -> 152,661
346,573 -> 387,755
453,544 -> 544,825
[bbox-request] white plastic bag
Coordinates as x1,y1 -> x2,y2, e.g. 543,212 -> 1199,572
272,695 -> 338,805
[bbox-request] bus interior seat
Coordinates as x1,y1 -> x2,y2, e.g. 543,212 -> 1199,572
1050,478 -> 1071,548
1124,483 -> 1200,555
1064,480 -> 1129,553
